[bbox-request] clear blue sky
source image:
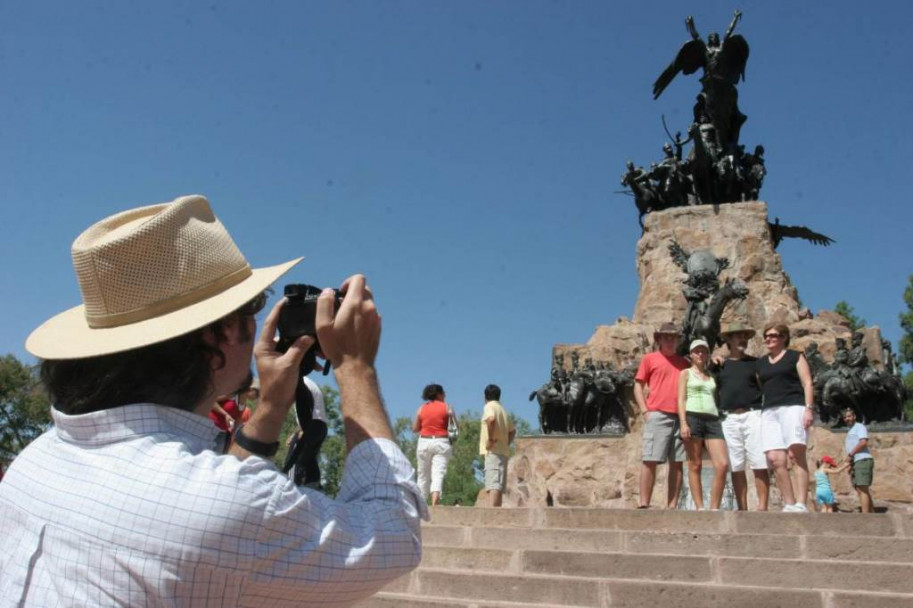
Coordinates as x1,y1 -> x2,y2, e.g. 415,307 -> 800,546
2,2 -> 910,427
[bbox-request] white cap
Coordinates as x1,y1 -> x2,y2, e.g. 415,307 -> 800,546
689,339 -> 710,352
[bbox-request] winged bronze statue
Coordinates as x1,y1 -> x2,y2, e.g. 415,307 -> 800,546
653,10 -> 749,150
769,217 -> 836,249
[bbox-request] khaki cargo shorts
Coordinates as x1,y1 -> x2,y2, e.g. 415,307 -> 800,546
642,411 -> 686,463
484,453 -> 509,491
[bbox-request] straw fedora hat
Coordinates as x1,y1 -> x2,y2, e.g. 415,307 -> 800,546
720,321 -> 756,339
653,322 -> 680,338
26,195 -> 301,359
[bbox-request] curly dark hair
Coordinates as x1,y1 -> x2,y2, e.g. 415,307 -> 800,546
42,294 -> 264,415
422,384 -> 444,402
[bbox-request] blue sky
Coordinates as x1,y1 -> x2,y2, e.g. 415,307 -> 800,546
1,1 -> 910,427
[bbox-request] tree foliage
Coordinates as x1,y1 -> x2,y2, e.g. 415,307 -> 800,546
834,300 -> 866,333
896,275 -> 913,420
0,354 -> 52,461
899,275 -> 913,367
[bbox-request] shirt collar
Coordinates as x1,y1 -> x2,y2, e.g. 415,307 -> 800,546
51,404 -> 224,452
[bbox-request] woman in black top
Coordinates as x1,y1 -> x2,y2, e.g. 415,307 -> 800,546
757,322 -> 815,513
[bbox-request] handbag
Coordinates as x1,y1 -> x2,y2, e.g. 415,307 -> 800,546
447,412 -> 459,444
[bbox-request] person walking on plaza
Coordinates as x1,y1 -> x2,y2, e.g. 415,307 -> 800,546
1,195 -> 424,606
479,384 -> 515,507
716,322 -> 770,511
412,383 -> 457,506
843,408 -> 875,513
634,323 -> 689,509
678,339 -> 729,510
757,322 -> 815,513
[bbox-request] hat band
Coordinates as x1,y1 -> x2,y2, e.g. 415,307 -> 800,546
85,264 -> 253,329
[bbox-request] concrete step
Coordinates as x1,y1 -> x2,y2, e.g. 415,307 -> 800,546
424,523 -> 913,562
365,508 -> 913,606
427,506 -> 911,538
416,546 -> 913,594
375,567 -> 913,607
358,593 -> 567,608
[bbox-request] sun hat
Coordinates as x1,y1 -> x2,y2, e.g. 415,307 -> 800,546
26,195 -> 301,359
653,322 -> 680,337
821,456 -> 837,467
689,339 -> 710,352
720,321 -> 756,338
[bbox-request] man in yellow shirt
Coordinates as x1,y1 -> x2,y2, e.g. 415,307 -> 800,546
479,384 -> 516,507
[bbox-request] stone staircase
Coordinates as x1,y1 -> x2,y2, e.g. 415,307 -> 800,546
357,507 -> 913,608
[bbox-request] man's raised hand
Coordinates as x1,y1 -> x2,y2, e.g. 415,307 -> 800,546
316,274 -> 382,374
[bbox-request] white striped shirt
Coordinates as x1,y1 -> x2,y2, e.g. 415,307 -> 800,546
0,404 -> 426,607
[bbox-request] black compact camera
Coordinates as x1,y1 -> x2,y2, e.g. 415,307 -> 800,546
277,284 -> 344,374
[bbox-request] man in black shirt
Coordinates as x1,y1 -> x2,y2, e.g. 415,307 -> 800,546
717,323 -> 770,510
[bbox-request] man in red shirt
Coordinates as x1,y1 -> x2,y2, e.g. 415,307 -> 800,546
634,323 -> 689,509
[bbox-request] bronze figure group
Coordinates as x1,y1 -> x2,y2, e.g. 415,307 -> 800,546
529,353 -> 634,435
807,334 -> 907,426
622,10 -> 763,221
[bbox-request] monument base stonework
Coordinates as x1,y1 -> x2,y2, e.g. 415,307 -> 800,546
504,428 -> 913,512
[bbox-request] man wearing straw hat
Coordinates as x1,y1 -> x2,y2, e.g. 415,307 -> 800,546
716,321 -> 770,511
0,195 -> 425,606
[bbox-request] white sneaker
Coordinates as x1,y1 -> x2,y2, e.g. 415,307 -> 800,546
783,503 -> 809,513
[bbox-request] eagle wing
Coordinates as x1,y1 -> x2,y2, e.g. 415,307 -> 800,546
771,222 -> 836,247
653,39 -> 706,100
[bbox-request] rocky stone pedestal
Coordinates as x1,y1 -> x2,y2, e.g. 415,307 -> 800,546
505,429 -> 913,512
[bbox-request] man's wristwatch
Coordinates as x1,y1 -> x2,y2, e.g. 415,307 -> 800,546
232,424 -> 279,458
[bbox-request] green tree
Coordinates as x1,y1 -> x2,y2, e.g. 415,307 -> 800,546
898,275 -> 913,420
834,300 -> 866,333
899,275 -> 913,366
0,354 -> 52,461
440,411 -> 484,505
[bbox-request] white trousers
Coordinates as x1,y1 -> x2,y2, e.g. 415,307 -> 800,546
416,437 -> 452,498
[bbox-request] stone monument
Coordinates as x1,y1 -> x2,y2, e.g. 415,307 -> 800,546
506,12 -> 910,512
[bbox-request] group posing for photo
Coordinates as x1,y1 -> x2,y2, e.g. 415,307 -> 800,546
637,320 -> 875,513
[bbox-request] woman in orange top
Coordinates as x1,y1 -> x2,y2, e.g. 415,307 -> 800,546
412,384 -> 457,506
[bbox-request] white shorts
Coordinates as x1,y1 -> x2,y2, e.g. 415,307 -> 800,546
721,409 -> 766,471
760,405 -> 807,453
416,437 -> 452,498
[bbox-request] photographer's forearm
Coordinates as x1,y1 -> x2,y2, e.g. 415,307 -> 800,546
336,363 -> 394,453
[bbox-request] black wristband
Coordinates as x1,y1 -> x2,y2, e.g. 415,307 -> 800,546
232,424 -> 279,458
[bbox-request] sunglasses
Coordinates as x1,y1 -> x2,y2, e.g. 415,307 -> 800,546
763,333 -> 782,340
237,291 -> 268,317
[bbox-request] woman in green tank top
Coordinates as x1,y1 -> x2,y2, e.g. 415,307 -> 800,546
678,339 -> 730,510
